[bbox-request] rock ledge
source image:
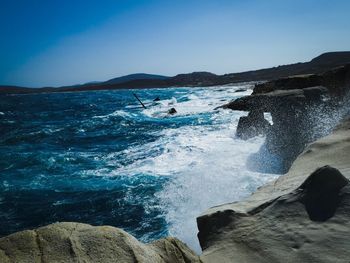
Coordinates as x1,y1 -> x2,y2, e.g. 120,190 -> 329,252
0,222 -> 200,263
198,117 -> 350,263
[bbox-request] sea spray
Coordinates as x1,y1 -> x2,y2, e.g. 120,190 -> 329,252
0,85 -> 278,252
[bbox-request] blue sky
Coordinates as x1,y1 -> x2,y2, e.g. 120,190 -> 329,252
1,0 -> 350,87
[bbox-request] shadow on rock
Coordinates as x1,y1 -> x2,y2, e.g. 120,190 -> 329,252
298,165 -> 349,221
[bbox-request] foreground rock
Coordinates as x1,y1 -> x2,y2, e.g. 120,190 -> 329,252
0,222 -> 200,263
197,117 -> 350,263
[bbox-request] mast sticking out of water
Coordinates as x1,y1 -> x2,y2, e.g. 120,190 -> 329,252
133,93 -> 147,109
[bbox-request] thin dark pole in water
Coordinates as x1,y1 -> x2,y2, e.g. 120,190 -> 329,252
133,93 -> 147,109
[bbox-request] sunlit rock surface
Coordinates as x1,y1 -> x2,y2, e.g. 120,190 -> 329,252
0,222 -> 200,263
198,117 -> 350,263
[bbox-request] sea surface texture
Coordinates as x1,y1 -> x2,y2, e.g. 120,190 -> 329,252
0,86 -> 278,251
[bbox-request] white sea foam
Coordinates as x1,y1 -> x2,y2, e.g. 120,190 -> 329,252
141,86 -> 252,118
156,130 -> 277,252
111,85 -> 278,252
93,109 -> 136,119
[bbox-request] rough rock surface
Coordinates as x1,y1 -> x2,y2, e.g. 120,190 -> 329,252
253,64 -> 350,97
217,64 -> 350,172
236,110 -> 271,139
220,86 -> 332,172
197,117 -> 350,263
218,86 -> 329,112
0,222 -> 200,263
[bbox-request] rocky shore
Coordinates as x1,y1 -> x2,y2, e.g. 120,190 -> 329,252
1,63 -> 350,262
197,63 -> 350,262
198,116 -> 350,263
0,222 -> 200,263
218,64 -> 350,173
1,115 -> 349,262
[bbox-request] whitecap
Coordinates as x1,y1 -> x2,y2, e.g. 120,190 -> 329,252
79,84 -> 278,251
93,109 -> 136,119
112,85 -> 279,252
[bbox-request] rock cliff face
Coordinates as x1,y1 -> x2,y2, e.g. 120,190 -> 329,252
253,64 -> 350,97
218,64 -> 350,172
0,222 -> 200,263
197,117 -> 350,263
220,86 -> 334,172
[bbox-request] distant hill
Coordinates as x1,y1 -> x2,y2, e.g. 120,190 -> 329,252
59,74 -> 168,89
1,51 -> 350,94
82,81 -> 102,85
170,72 -> 220,86
0,85 -> 34,94
223,51 -> 350,83
105,73 -> 169,85
310,51 -> 350,65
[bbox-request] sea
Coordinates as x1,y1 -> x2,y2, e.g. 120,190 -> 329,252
0,85 -> 279,252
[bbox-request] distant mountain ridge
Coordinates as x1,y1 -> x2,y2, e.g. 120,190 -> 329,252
105,73 -> 169,85
222,51 -> 350,83
1,51 -> 350,94
310,51 -> 350,65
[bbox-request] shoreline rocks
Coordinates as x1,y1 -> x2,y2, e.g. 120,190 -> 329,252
197,116 -> 350,263
0,222 -> 200,263
200,65 -> 350,261
227,86 -> 332,172
236,110 -> 271,140
2,118 -> 349,263
253,64 -> 350,97
217,64 -> 350,173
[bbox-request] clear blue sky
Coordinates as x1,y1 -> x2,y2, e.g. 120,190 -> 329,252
1,0 -> 350,87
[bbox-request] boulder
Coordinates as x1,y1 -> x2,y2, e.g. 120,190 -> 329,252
298,166 -> 348,221
0,222 -> 200,263
197,117 -> 350,263
168,108 -> 177,115
236,111 -> 271,139
234,88 -> 247,93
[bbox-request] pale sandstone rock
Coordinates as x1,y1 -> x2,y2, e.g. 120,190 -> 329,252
198,117 -> 350,263
0,222 -> 200,263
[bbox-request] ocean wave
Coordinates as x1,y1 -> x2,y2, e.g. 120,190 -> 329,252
93,109 -> 137,119
0,84 -> 280,251
103,97 -> 276,252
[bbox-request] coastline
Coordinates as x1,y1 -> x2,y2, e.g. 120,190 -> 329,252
198,116 -> 350,262
2,52 -> 350,95
1,60 -> 350,262
1,115 -> 349,262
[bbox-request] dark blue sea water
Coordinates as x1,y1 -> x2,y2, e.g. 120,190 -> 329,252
0,86 -> 277,251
